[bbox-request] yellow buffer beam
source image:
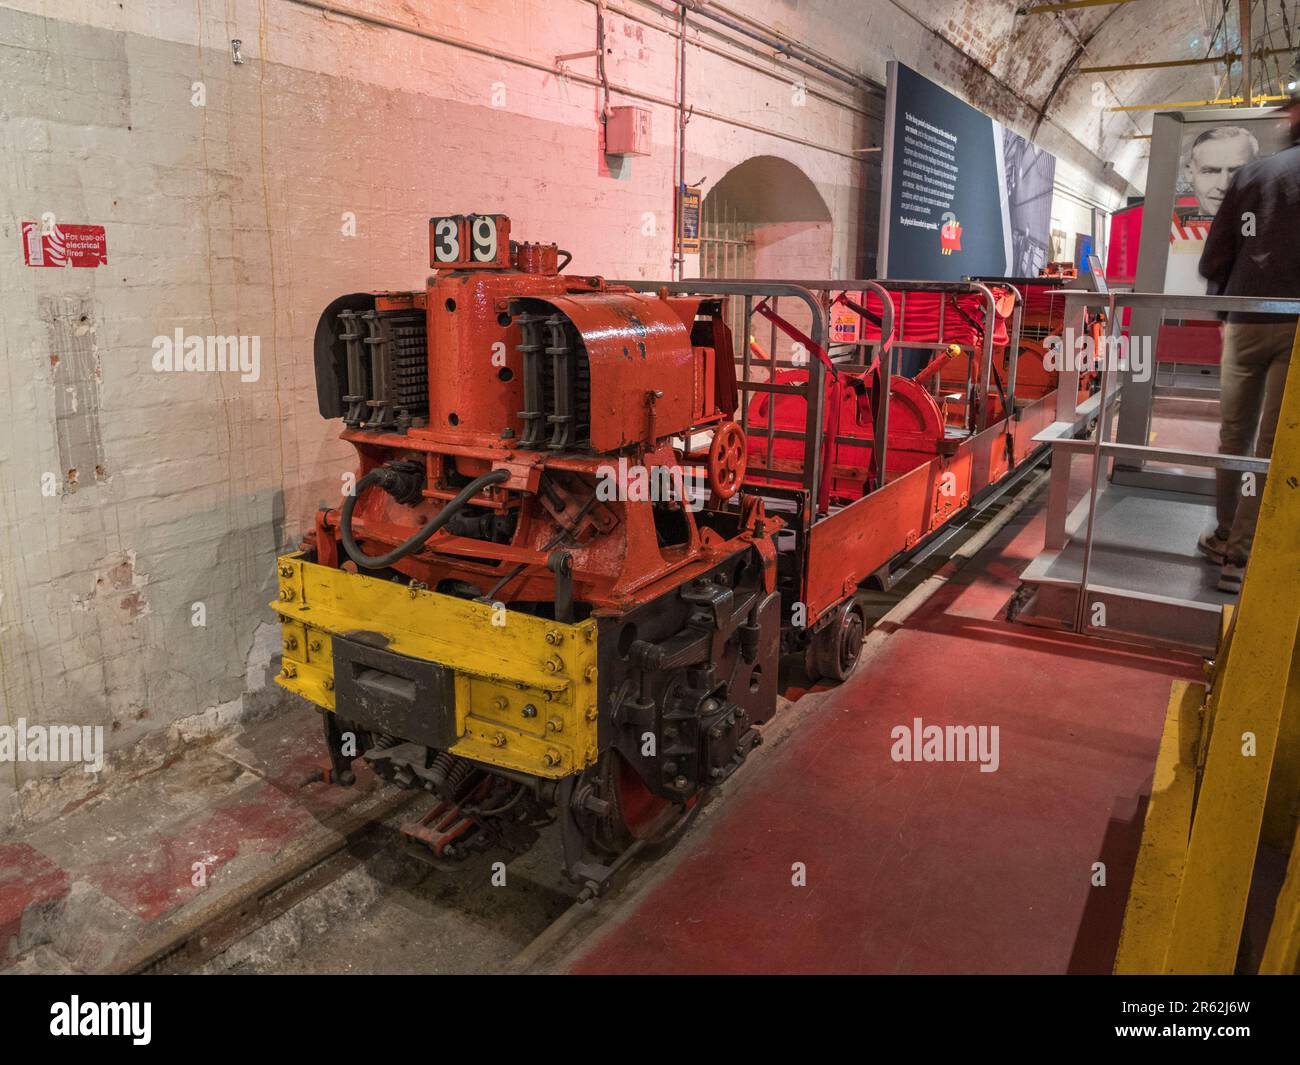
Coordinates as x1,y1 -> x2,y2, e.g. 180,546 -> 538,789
270,554 -> 599,780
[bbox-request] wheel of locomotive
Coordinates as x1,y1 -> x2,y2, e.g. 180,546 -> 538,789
585,750 -> 698,858
706,420 -> 747,501
806,597 -> 866,683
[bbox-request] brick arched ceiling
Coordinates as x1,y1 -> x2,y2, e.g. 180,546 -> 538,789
894,0 -> 1300,193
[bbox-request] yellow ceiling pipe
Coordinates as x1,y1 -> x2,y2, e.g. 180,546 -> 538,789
1107,93 -> 1289,112
1081,46 -> 1295,74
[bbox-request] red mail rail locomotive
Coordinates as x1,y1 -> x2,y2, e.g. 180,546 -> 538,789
273,213 -> 1071,884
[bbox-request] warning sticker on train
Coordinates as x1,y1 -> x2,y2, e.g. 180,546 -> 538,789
21,221 -> 108,267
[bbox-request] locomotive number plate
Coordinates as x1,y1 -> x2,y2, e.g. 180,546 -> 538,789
428,213 -> 511,269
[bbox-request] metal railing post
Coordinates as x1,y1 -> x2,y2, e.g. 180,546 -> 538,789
1072,289 -> 1119,633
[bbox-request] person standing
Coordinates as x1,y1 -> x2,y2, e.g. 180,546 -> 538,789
1196,93 -> 1300,592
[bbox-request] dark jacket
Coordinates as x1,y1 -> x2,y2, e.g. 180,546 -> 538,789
1199,142 -> 1300,322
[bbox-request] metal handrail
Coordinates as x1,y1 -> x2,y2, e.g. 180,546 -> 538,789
873,279 -> 1002,432
1069,290 -> 1300,634
610,277 -> 1040,525
781,278 -> 896,490
1110,292 -> 1300,316
608,279 -> 839,522
966,273 -> 1077,409
746,278 -> 1015,483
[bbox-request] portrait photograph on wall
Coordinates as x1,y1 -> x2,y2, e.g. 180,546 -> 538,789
1166,116 -> 1290,296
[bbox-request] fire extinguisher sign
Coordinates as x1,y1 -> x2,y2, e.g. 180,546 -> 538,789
21,221 -> 108,268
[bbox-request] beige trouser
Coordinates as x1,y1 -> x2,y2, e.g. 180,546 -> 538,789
1216,319 -> 1298,561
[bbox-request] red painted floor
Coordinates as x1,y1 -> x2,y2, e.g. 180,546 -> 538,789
568,492 -> 1205,974
0,713 -> 385,972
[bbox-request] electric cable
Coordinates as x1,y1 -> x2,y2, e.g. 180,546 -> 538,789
340,467 -> 510,569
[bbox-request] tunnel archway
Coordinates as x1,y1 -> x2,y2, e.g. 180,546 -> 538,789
696,155 -> 834,369
697,155 -> 834,282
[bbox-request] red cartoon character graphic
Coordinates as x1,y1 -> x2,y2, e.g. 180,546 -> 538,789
939,213 -> 962,256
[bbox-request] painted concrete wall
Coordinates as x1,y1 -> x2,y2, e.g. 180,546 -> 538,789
0,0 -> 1126,831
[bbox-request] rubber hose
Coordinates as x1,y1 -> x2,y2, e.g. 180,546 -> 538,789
340,467 -> 510,570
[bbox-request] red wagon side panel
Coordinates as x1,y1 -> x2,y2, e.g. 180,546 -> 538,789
803,393 -> 1056,620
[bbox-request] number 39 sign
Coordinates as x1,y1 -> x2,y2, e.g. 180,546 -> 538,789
428,213 -> 511,269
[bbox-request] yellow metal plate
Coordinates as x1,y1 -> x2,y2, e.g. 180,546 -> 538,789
1162,323 -> 1300,972
270,554 -> 598,779
1113,679 -> 1205,974
1260,818 -> 1300,974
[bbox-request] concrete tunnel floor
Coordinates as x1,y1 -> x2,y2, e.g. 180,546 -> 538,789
0,466 -> 1207,974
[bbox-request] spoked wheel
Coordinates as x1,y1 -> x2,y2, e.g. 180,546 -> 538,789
707,420 -> 747,501
805,597 -> 866,683
587,751 -> 699,857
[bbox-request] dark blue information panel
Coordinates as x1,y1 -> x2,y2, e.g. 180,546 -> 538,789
880,63 -> 1056,280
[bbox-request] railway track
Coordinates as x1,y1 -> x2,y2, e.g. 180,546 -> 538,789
116,789 -> 421,975
119,465 -> 1047,976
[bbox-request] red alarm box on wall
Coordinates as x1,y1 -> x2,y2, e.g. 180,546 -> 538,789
605,106 -> 652,156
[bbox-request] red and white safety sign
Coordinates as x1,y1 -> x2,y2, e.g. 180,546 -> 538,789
830,297 -> 861,344
21,221 -> 108,268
